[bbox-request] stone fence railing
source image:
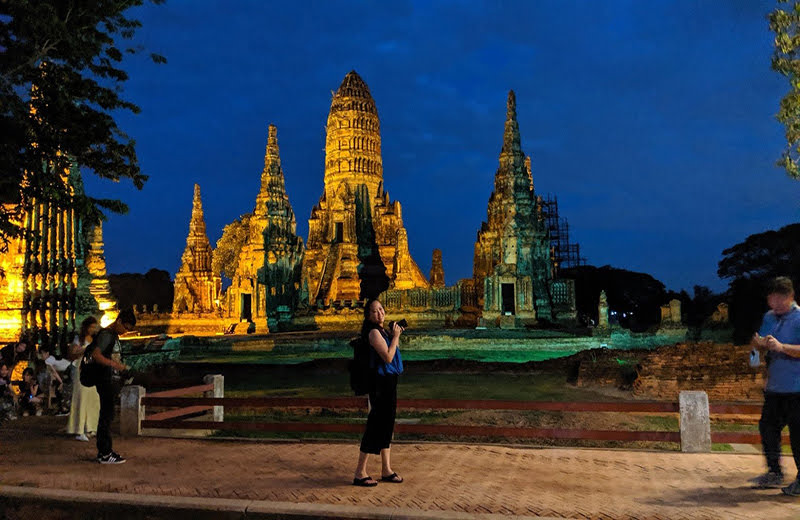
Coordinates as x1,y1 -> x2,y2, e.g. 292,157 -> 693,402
381,280 -> 479,312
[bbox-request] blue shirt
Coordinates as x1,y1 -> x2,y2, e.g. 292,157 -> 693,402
371,330 -> 404,376
760,303 -> 800,393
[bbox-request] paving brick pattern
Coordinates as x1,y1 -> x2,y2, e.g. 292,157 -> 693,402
2,417 -> 800,519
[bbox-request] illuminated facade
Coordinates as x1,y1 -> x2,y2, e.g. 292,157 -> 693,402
0,166 -> 116,348
225,125 -> 302,330
473,91 -> 557,326
302,71 -> 429,306
173,184 -> 221,314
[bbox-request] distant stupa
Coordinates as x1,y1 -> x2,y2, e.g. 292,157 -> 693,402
173,184 -> 220,313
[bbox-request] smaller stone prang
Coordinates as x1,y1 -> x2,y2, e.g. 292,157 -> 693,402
597,290 -> 609,328
679,390 -> 711,453
430,249 -> 445,289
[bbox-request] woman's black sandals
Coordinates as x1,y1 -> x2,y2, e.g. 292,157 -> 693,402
353,476 -> 378,487
381,472 -> 404,483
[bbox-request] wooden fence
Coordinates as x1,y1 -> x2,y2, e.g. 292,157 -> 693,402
120,375 -> 775,451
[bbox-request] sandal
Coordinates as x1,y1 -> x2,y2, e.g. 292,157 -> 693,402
352,476 -> 378,487
381,472 -> 403,483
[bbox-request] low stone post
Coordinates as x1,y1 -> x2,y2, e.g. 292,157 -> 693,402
204,374 -> 224,422
679,390 -> 711,453
120,385 -> 145,437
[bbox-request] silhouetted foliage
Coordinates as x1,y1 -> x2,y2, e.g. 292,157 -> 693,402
560,265 -> 668,331
770,0 -> 800,179
212,214 -> 251,280
108,268 -> 173,311
0,0 -> 165,247
718,223 -> 800,342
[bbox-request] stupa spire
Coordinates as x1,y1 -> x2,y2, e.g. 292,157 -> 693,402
501,89 -> 522,157
189,183 -> 207,237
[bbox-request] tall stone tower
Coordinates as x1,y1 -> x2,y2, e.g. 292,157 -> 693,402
226,125 -> 302,330
256,126 -> 304,330
173,184 -> 221,314
473,91 -> 553,326
303,71 -> 429,305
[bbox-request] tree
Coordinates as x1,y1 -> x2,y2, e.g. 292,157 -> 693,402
718,223 -> 800,342
770,0 -> 800,179
560,265 -> 669,331
212,214 -> 252,280
0,1 -> 165,246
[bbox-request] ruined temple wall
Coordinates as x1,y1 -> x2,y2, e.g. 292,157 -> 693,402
632,342 -> 765,401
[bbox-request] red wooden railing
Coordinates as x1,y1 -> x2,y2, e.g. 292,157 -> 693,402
138,384 -> 771,445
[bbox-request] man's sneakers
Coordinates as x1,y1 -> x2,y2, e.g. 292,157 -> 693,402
782,479 -> 800,496
97,452 -> 126,464
749,471 -> 784,488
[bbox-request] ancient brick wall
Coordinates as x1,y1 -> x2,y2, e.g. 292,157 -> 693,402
632,342 -> 765,401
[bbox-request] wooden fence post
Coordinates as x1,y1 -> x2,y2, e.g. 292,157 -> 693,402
120,385 -> 145,437
204,374 -> 224,422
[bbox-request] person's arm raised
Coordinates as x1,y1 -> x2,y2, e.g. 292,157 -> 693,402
369,323 -> 403,364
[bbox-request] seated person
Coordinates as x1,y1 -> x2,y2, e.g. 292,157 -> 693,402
19,367 -> 42,416
41,347 -> 72,374
1,336 -> 30,368
0,362 -> 16,422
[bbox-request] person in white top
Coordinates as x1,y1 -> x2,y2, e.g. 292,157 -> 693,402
66,316 -> 101,441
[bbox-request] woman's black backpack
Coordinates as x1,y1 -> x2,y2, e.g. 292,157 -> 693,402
348,336 -> 374,396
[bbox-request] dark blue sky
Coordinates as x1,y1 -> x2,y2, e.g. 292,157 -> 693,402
85,0 -> 800,293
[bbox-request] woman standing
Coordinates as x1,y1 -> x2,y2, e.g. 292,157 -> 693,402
66,316 -> 100,441
353,299 -> 404,487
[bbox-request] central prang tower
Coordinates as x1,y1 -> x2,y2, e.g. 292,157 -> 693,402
303,71 -> 429,305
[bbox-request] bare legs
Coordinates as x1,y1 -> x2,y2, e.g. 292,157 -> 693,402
354,448 -> 396,483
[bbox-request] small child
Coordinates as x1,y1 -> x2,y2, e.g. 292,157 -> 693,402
19,367 -> 42,416
0,362 -> 16,421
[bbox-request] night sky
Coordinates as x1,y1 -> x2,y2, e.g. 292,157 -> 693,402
84,0 -> 800,293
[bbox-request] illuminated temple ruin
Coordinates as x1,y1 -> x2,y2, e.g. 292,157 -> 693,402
0,166 -> 116,348
301,71 -> 429,307
473,91 -> 573,326
173,184 -> 221,314
224,125 -> 303,330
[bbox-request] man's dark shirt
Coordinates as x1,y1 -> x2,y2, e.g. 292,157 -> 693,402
84,328 -> 119,382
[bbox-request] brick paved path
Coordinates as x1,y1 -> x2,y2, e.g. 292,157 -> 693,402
2,417 -> 800,519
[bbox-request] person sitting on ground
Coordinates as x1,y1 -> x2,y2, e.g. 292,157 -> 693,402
19,367 -> 42,416
66,316 -> 100,441
0,362 -> 17,422
0,334 -> 30,368
40,347 -> 73,414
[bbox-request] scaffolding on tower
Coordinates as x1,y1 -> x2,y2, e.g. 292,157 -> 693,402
540,195 -> 586,277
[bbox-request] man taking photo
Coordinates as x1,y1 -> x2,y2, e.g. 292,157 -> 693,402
749,277 -> 800,495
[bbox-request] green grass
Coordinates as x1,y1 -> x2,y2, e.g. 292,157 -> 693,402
224,372 -> 618,402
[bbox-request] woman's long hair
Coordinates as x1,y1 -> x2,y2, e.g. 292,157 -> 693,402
78,316 -> 98,344
360,299 -> 385,339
